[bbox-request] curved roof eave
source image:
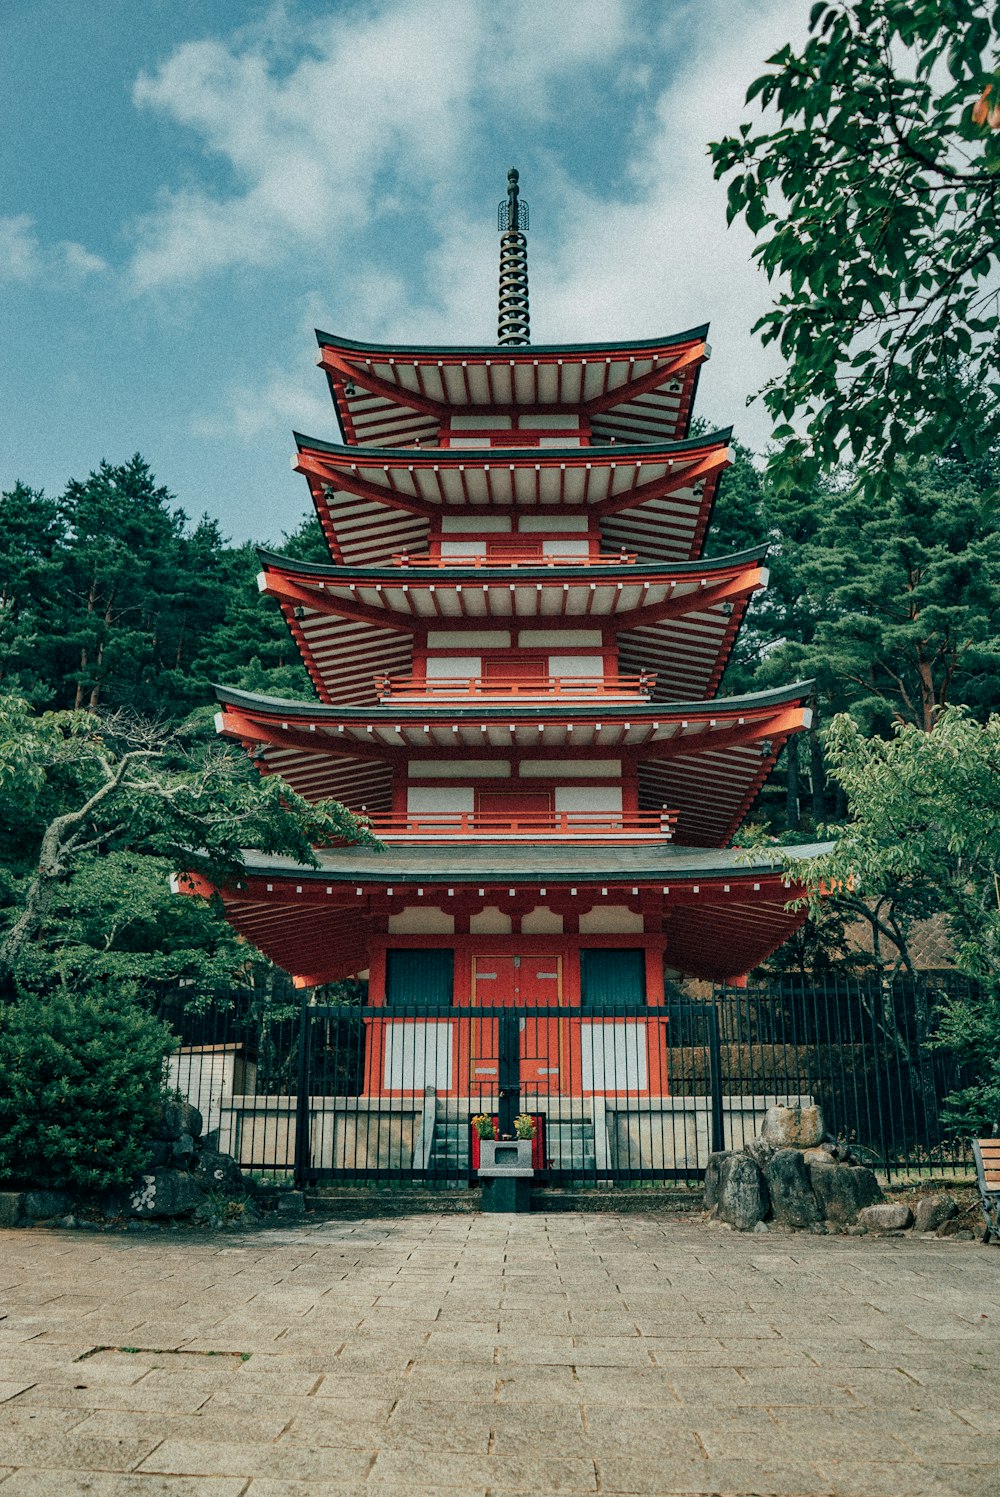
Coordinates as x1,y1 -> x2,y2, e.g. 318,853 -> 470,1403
214,679 -> 815,720
222,839 -> 834,884
314,326 -> 711,359
292,430 -> 734,462
255,542 -> 770,581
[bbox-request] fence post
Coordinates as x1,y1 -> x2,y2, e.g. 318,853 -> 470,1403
293,991 -> 312,1190
708,1001 -> 725,1154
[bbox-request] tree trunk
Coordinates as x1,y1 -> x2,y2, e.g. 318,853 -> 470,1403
785,735 -> 800,831
810,726 -> 825,829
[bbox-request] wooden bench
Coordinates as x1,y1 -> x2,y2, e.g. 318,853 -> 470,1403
972,1138 -> 1000,1243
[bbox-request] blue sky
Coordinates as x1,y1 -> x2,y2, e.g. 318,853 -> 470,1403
1,0 -> 803,544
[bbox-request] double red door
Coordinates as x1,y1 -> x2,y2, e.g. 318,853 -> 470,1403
469,955 -> 562,1089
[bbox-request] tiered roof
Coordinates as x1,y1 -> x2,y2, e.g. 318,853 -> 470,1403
199,321 -> 818,981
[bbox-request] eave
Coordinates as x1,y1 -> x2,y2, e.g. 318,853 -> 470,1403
178,839 -> 829,986
314,326 -> 711,448
294,432 -> 731,570
214,682 -> 813,848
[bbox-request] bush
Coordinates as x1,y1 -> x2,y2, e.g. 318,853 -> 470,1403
0,984 -> 173,1192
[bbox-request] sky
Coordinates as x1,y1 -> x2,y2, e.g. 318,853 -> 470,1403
0,0 -> 806,544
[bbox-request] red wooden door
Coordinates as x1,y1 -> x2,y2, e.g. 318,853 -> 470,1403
481,655 -> 546,695
468,955 -> 562,1090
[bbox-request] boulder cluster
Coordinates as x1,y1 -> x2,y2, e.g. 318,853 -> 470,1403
119,1097 -> 246,1220
705,1103 -> 959,1236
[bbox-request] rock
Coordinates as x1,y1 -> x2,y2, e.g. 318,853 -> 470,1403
764,1149 -> 822,1229
0,1192 -> 25,1227
717,1154 -> 770,1232
21,1190 -> 73,1220
761,1103 -> 825,1150
802,1147 -> 835,1167
809,1162 -> 883,1225
703,1151 -> 731,1212
276,1190 -> 305,1213
744,1135 -> 775,1170
126,1170 -> 207,1219
858,1203 -> 913,1233
913,1193 -> 958,1235
170,1132 -> 196,1168
58,1215 -> 78,1229
752,1220 -> 770,1233
151,1098 -> 203,1142
146,1139 -> 172,1168
194,1149 -> 245,1192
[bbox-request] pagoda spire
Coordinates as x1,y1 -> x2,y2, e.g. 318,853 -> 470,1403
497,167 -> 530,346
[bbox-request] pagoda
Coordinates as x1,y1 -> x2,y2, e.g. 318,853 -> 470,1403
184,171 -> 821,1154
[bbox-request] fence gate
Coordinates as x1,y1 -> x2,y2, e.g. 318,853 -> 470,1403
292,1001 -> 728,1189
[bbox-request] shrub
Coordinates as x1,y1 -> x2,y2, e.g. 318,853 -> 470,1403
0,984 -> 173,1192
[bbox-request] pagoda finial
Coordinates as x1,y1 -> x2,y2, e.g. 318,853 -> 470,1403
497,167 -> 529,347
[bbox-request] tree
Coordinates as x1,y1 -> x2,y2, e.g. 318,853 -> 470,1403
0,695 -> 380,998
759,456 -> 1000,733
788,709 -> 1000,975
711,1 -> 1000,489
786,708 -> 1000,1125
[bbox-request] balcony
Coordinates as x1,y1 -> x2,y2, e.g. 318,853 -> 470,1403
369,810 -> 678,843
374,673 -> 655,703
392,547 -> 638,568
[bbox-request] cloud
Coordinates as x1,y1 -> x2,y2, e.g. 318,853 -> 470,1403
0,215 -> 42,282
127,0 -> 633,292
0,214 -> 108,285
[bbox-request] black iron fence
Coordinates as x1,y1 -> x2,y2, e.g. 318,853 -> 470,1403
156,973 -> 977,1189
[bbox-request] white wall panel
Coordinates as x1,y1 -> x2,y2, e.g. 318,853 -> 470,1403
555,786 -> 623,812
579,1023 -> 648,1092
383,1022 -> 454,1092
406,787 -> 474,812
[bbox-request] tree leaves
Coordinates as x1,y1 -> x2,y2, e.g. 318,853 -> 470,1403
710,0 -> 1000,493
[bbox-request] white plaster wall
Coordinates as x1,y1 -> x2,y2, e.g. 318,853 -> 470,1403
579,906 -> 645,933
539,437 -> 582,447
543,540 -> 589,557
410,760 -> 511,778
519,629 -> 602,647
470,906 -> 513,934
519,514 -> 589,531
387,908 -> 456,934
439,543 -> 486,559
549,654 -> 604,677
521,906 -> 564,934
451,415 -> 512,429
406,786 -> 474,813
518,415 -> 579,429
426,629 -> 510,648
555,786 -> 623,812
440,515 -> 511,532
521,758 -> 621,777
383,1023 -> 454,1092
426,655 -> 480,677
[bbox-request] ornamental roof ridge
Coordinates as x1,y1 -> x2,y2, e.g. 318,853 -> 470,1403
214,678 -> 815,718
255,542 -> 770,579
291,429 -> 734,460
313,326 -> 711,357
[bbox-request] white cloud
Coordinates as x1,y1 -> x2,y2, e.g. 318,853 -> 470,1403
127,0 -> 633,292
0,214 -> 107,285
0,215 -> 42,282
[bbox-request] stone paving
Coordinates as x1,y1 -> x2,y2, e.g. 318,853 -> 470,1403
0,1213 -> 998,1496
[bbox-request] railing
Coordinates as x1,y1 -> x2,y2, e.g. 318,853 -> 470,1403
392,548 -> 638,568
156,973 -> 979,1189
368,809 -> 678,842
374,672 -> 655,701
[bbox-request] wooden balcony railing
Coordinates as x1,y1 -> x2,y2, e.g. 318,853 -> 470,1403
374,673 -> 655,701
391,548 -> 638,568
369,810 -> 678,843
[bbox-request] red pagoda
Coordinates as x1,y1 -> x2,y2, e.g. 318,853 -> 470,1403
184,172 -> 821,1171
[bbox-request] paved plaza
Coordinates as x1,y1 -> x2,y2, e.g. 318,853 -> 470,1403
0,1213 -> 998,1496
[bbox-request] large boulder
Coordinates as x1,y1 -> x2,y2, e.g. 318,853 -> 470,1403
0,1192 -> 25,1227
704,1151 -> 731,1211
761,1103 -> 824,1150
913,1193 -> 958,1234
151,1098 -> 203,1143
718,1154 -> 770,1231
763,1149 -> 822,1229
194,1148 -> 245,1192
126,1169 -> 207,1219
858,1203 -> 913,1233
21,1190 -> 73,1220
809,1162 -> 883,1224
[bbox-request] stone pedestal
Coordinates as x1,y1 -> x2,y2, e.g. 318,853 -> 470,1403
479,1138 -> 533,1213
